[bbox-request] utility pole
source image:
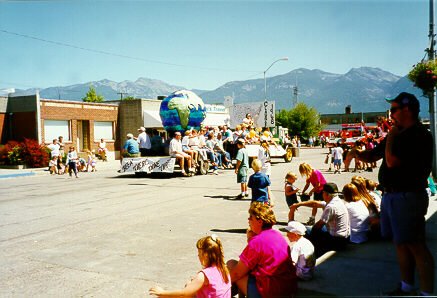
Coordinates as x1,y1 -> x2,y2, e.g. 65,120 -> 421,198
292,86 -> 298,107
426,0 -> 437,176
117,92 -> 128,100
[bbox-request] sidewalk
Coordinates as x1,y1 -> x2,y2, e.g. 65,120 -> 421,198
296,194 -> 437,297
0,159 -> 120,179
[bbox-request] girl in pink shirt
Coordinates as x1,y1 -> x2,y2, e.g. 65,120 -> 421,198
299,163 -> 327,225
149,235 -> 231,298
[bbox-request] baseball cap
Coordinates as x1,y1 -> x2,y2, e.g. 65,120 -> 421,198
285,221 -> 306,235
385,92 -> 420,112
126,133 -> 134,138
237,138 -> 246,145
323,182 -> 339,194
138,127 -> 146,131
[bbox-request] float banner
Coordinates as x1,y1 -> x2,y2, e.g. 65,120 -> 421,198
120,157 -> 176,173
230,101 -> 275,128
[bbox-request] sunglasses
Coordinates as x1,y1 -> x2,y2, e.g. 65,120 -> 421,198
390,106 -> 403,114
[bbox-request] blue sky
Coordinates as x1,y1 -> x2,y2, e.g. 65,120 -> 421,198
0,0 -> 431,91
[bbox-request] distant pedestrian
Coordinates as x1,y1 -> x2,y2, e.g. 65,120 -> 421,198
332,142 -> 344,174
66,146 -> 79,178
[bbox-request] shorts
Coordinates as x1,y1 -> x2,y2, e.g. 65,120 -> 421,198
286,194 -> 298,207
247,274 -> 262,298
380,190 -> 429,244
237,167 -> 248,183
313,191 -> 323,201
333,159 -> 342,166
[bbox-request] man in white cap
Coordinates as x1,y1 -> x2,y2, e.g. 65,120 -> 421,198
137,127 -> 151,156
121,133 -> 140,157
285,221 -> 315,281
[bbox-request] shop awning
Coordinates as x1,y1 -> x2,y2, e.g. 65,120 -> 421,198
143,110 -> 163,128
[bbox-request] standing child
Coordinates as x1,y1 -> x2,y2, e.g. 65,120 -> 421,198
332,142 -> 344,174
285,221 -> 315,281
85,150 -> 97,172
285,172 -> 299,207
299,163 -> 327,225
248,159 -> 272,205
234,138 -> 249,199
149,235 -> 231,298
66,146 -> 79,178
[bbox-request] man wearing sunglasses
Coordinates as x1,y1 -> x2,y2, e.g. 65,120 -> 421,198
357,92 -> 434,296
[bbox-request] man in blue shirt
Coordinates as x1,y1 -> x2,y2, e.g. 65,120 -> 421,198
122,133 -> 140,157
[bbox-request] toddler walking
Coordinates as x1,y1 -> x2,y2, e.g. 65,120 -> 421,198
149,235 -> 231,297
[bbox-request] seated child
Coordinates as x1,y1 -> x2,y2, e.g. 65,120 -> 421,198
49,156 -> 58,175
247,159 -> 272,206
182,130 -> 198,166
77,158 -> 87,172
285,221 -> 315,281
58,161 -> 65,175
149,235 -> 231,297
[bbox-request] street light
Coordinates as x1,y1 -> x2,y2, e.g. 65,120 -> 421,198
264,57 -> 289,102
263,57 -> 288,127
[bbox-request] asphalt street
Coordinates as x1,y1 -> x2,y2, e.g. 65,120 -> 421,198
0,147 -> 435,297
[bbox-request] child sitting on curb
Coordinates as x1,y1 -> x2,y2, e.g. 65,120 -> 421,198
49,156 -> 58,175
285,221 -> 316,281
149,235 -> 231,297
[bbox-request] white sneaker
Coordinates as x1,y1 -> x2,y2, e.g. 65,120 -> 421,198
213,169 -> 219,175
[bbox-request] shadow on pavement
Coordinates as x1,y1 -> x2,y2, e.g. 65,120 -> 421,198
204,195 -> 248,201
210,228 -> 247,234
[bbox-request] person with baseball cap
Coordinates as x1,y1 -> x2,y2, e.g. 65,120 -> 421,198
121,133 -> 140,157
285,221 -> 315,281
289,182 -> 350,258
357,92 -> 434,296
136,126 -> 152,156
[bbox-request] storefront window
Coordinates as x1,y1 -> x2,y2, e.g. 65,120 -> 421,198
44,120 -> 70,142
94,121 -> 114,140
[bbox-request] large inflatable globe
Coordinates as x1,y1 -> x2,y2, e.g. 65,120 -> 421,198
159,90 -> 206,133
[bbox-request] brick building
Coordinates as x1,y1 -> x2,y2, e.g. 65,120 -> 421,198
1,94 -> 230,160
1,94 -> 118,159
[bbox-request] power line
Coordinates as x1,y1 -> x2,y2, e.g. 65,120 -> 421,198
0,29 -> 260,74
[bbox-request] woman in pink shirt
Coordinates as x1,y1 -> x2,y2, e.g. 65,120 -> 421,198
228,203 -> 297,298
149,235 -> 231,297
299,163 -> 327,226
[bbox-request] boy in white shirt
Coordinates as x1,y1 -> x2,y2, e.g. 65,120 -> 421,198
285,221 -> 315,281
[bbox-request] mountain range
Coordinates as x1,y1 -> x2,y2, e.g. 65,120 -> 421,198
12,67 -> 427,116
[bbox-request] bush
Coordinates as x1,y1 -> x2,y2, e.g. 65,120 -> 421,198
0,139 -> 50,168
22,138 -> 51,168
